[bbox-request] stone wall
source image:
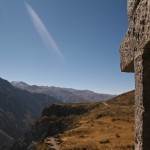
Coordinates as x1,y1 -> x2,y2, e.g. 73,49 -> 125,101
120,0 -> 150,149
120,0 -> 150,72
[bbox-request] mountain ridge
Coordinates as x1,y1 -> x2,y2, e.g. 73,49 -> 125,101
11,81 -> 116,103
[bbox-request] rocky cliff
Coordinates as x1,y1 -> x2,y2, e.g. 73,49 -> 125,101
11,103 -> 95,150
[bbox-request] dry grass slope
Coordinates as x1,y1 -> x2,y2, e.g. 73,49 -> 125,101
38,91 -> 135,150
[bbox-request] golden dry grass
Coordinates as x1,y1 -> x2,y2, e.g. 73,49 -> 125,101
37,143 -> 48,150
60,91 -> 134,150
37,91 -> 135,150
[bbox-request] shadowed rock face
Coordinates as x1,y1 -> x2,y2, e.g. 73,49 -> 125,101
120,0 -> 150,149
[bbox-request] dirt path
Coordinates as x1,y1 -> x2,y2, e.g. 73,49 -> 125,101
45,137 -> 61,150
102,101 -> 108,106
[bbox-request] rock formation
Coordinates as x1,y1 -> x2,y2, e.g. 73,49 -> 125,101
120,0 -> 150,149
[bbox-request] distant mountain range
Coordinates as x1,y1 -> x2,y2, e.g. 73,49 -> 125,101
0,77 -> 60,149
11,81 -> 116,103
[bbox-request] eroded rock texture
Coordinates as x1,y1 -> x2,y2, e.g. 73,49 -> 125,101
120,0 -> 150,72
120,0 -> 150,149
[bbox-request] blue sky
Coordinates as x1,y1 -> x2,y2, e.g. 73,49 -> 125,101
0,0 -> 134,94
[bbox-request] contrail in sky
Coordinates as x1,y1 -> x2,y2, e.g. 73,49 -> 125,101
24,2 -> 65,62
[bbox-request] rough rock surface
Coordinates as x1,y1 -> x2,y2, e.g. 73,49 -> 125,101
120,0 -> 150,72
120,0 -> 150,149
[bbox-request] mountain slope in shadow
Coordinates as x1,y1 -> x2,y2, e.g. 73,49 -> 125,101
0,77 -> 60,149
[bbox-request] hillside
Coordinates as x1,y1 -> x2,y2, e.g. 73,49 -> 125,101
60,91 -> 134,150
11,91 -> 135,150
0,77 -> 60,149
0,129 -> 14,150
11,81 -> 115,103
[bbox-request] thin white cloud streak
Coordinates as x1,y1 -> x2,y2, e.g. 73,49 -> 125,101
24,2 -> 65,62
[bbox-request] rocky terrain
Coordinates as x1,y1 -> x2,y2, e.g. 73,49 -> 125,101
11,91 -> 134,150
11,81 -> 115,103
0,77 -> 60,149
11,103 -> 95,150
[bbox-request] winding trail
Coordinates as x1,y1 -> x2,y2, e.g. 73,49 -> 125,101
102,101 -> 108,106
45,137 -> 61,150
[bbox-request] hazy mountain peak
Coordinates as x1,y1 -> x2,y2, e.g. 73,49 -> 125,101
11,81 -> 29,88
11,81 -> 116,103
